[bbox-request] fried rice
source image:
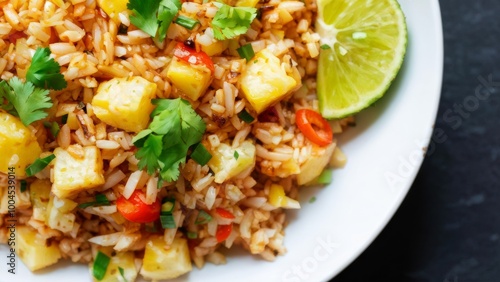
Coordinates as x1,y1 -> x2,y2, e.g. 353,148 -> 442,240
0,0 -> 350,280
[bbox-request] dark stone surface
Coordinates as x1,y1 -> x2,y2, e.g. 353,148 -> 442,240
331,0 -> 500,281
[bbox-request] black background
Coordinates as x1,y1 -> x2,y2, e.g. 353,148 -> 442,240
332,1 -> 500,281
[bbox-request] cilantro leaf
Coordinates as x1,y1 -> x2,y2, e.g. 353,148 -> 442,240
133,98 -> 207,182
26,47 -> 67,90
211,3 -> 257,40
0,77 -> 52,126
157,0 -> 181,42
128,0 -> 161,38
127,0 -> 180,43
136,134 -> 163,175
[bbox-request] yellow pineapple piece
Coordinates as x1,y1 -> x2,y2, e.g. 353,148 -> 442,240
0,112 -> 42,177
30,179 -> 52,221
236,0 -> 259,7
52,145 -> 105,199
201,40 -> 229,56
16,226 -> 61,271
208,141 -> 256,183
92,76 -> 157,133
268,184 -> 300,209
239,49 -> 297,113
46,194 -> 77,233
91,250 -> 138,282
297,142 -> 336,185
140,237 -> 192,280
97,0 -> 128,23
166,57 -> 212,101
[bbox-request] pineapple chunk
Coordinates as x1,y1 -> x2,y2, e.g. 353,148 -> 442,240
97,0 -> 128,23
208,141 -> 256,184
268,184 -> 301,209
91,251 -> 138,282
0,112 -> 42,177
140,237 -> 192,280
166,57 -> 212,101
330,147 -> 347,168
201,40 -> 229,56
92,76 -> 157,133
239,49 -> 297,114
16,226 -> 61,271
30,179 -> 52,221
53,145 -> 105,199
236,0 -> 259,7
46,194 -> 77,233
297,142 -> 336,185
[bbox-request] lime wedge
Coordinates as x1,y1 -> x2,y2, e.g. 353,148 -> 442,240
316,0 -> 408,119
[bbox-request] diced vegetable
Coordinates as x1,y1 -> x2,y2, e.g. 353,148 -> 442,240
25,154 -> 55,177
0,112 -> 42,177
16,226 -> 61,271
92,76 -> 157,133
208,141 -> 256,183
140,237 -> 192,280
93,251 -> 110,281
297,142 -> 336,185
195,210 -> 212,225
239,49 -> 297,113
78,194 -> 110,209
237,44 -> 255,61
116,190 -> 160,223
52,145 -> 105,199
238,109 -> 255,123
91,250 -> 138,282
268,184 -> 300,209
216,223 -> 232,242
30,179 -> 51,221
190,143 -> 212,166
295,109 -> 333,147
46,194 -> 77,233
175,16 -> 199,30
97,0 -> 129,23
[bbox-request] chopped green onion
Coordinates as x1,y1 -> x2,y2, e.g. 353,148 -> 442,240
187,231 -> 198,239
317,169 -> 332,184
309,196 -> 317,203
234,151 -> 239,160
78,194 -> 110,209
92,251 -> 111,281
118,267 -> 127,282
160,214 -> 176,229
320,44 -> 331,50
237,44 -> 255,61
20,180 -> 27,193
161,198 -> 175,214
61,114 -> 68,124
25,154 -> 55,177
145,222 -> 158,233
191,143 -> 212,166
44,121 -> 60,137
175,16 -> 199,30
238,110 -> 255,123
195,210 -> 212,225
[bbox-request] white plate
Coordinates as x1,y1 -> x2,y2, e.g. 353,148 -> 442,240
3,0 -> 443,281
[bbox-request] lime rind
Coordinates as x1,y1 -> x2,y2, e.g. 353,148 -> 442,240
316,0 -> 408,119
